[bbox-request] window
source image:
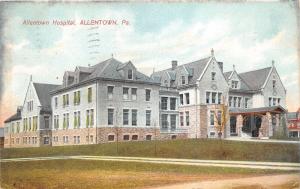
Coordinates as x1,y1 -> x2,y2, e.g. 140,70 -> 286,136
123,135 -> 130,141
131,88 -> 137,100
211,72 -> 216,81
108,86 -> 114,99
90,109 -> 94,126
29,117 -> 31,131
55,97 -> 58,108
272,80 -> 276,89
185,93 -> 190,104
74,112 -> 77,129
86,135 -> 89,143
63,94 -> 66,107
212,92 -> 216,104
44,137 -> 49,144
217,111 -> 221,125
90,135 -> 93,143
54,115 -> 59,129
132,135 -> 138,140
171,135 -> 177,140
218,93 -> 222,104
17,122 -> 20,133
123,87 -> 129,100
123,109 -> 129,125
161,97 -> 168,110
170,98 -> 176,110
128,69 -> 133,79
108,135 -> 115,141
132,109 -> 137,126
86,109 -> 94,128
237,97 -> 241,107
161,114 -> 168,129
244,98 -> 249,108
74,136 -> 77,144
63,136 -> 67,143
108,109 -> 114,125
88,87 -> 92,103
231,81 -> 238,89
185,111 -> 190,126
180,112 -> 184,126
63,113 -> 69,129
210,111 -> 215,126
146,110 -> 151,126
277,98 -> 281,105
77,111 -> 81,128
146,135 -> 152,141
44,116 -> 49,129
206,92 -> 210,104
181,76 -> 186,85
233,97 -> 237,107
77,136 -> 80,144
229,96 -> 232,107
273,98 -> 276,106
145,89 -> 151,101
28,137 -> 30,144
66,94 -> 69,106
170,115 -> 176,130
180,94 -> 184,105
73,91 -> 80,105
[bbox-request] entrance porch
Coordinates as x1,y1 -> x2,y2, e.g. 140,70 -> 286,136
228,106 -> 286,138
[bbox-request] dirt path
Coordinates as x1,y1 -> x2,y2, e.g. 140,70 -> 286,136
2,156 -> 300,171
148,174 -> 300,189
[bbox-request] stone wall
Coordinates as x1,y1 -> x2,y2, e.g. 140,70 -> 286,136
199,105 -> 208,138
52,128 -> 97,146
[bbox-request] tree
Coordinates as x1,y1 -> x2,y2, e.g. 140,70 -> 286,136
213,95 -> 229,139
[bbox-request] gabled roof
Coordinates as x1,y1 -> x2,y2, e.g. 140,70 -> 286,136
238,67 -> 272,91
223,71 -> 232,81
53,58 -> 158,93
4,111 -> 21,123
151,56 -> 211,87
33,83 -> 60,108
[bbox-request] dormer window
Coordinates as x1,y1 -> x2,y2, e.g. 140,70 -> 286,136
211,72 -> 216,81
231,81 -> 239,89
128,69 -> 133,80
181,76 -> 186,85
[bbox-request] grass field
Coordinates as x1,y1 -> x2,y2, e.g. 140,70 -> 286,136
1,139 -> 300,162
0,160 -> 294,189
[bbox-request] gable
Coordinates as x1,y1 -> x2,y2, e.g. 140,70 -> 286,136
22,81 -> 41,112
238,67 -> 272,91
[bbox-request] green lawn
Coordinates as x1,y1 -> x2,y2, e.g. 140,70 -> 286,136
0,160 -> 293,189
1,139 -> 300,162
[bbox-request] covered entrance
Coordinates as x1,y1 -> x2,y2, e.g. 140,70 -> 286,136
229,106 -> 286,138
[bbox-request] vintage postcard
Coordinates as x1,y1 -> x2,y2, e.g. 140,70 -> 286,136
0,1 -> 299,189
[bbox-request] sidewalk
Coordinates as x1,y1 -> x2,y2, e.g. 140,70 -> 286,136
2,155 -> 300,171
225,137 -> 300,144
149,174 -> 300,189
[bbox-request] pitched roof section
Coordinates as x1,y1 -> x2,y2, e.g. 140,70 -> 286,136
33,83 -> 60,108
151,56 -> 211,87
4,109 -> 22,123
223,71 -> 232,81
238,67 -> 272,91
53,58 -> 159,92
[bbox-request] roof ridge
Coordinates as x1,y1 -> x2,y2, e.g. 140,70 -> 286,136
33,82 -> 60,86
153,56 -> 211,73
239,66 -> 272,75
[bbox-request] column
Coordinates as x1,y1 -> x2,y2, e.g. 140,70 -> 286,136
236,114 -> 243,137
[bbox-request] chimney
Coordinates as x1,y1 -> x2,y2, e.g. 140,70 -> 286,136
17,106 -> 22,115
217,62 -> 223,73
171,60 -> 178,70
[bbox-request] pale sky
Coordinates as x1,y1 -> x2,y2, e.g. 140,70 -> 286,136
1,2 -> 299,126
